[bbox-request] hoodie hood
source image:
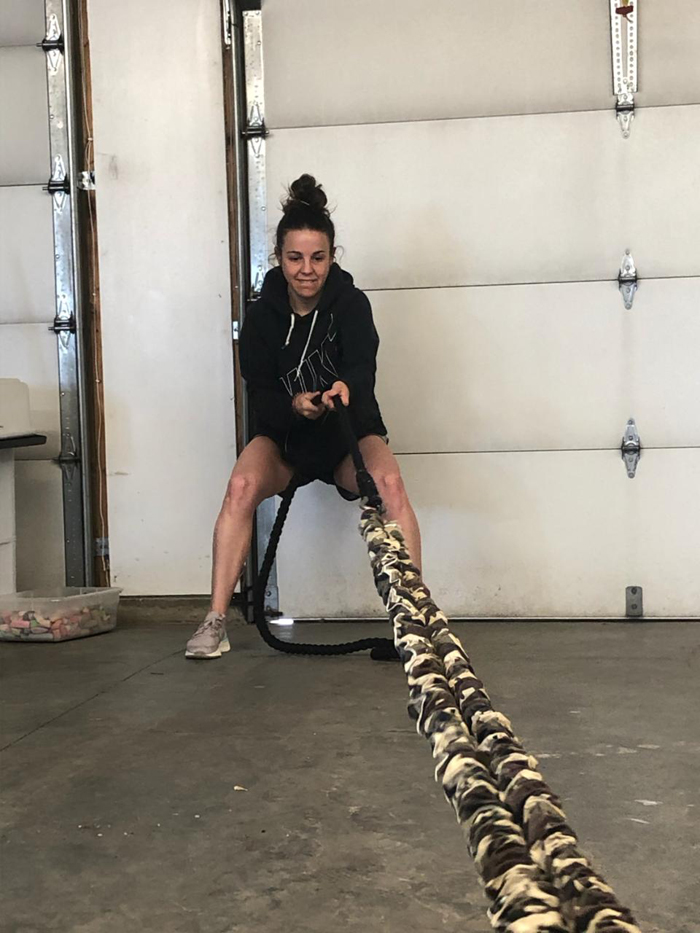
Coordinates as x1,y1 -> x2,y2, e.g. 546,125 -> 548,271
258,263 -> 355,319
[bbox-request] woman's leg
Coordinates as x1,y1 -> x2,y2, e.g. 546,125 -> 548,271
334,437 -> 422,572
210,437 -> 294,615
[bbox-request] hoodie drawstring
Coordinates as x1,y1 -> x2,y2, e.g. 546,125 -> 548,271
295,308 -> 319,382
283,315 -> 296,347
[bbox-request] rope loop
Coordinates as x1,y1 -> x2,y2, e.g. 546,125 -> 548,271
252,399 -> 395,657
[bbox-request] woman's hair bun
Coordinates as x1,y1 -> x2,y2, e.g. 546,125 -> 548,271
275,173 -> 336,251
284,174 -> 328,214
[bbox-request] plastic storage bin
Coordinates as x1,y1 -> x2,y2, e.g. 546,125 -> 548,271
0,587 -> 122,642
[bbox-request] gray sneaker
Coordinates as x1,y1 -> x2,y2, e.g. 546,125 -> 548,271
185,612 -> 230,659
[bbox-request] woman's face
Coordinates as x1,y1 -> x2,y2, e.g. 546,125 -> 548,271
277,228 -> 334,305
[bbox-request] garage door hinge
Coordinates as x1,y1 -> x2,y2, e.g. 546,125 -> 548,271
626,585 -> 643,618
45,175 -> 70,196
56,433 -> 80,469
616,99 -> 635,139
45,155 -> 70,212
37,14 -> 64,74
621,418 -> 641,478
618,250 -> 637,309
50,315 -> 76,334
241,104 -> 268,140
50,296 -> 76,335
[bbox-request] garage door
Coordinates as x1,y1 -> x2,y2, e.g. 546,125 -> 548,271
258,0 -> 700,619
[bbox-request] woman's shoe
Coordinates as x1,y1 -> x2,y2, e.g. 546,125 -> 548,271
185,612 -> 230,659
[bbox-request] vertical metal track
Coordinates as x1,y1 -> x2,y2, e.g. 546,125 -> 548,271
227,6 -> 250,447
224,3 -> 278,617
242,11 -> 268,299
42,0 -> 91,584
241,9 -> 279,616
224,2 -> 255,615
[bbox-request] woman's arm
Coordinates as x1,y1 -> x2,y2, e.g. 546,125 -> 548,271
239,311 -> 297,434
334,292 -> 380,402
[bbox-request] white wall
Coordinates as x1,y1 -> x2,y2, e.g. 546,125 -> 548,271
88,0 -> 235,594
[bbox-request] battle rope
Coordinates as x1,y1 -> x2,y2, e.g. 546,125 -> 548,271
360,510 -> 641,932
252,403 -> 395,658
254,399 -> 642,930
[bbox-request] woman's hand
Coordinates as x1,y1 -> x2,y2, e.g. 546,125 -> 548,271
292,391 -> 325,420
322,381 -> 350,409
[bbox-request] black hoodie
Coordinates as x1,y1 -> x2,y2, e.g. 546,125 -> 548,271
239,263 -> 387,455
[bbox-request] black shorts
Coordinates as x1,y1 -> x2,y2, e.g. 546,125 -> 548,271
256,423 -> 388,501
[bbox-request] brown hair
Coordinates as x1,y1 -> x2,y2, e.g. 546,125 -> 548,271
275,174 -> 335,253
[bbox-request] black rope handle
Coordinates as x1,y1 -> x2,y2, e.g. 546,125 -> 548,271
253,396 -> 397,659
330,396 -> 385,512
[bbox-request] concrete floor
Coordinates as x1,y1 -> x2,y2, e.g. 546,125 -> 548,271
1,620 -> 698,933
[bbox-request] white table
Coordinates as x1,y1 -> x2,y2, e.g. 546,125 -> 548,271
0,433 -> 47,594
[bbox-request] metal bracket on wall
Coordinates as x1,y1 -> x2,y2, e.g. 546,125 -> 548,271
618,249 -> 638,309
621,418 -> 641,478
78,170 -> 96,190
41,0 -> 91,585
626,585 -> 643,618
609,1 -> 638,137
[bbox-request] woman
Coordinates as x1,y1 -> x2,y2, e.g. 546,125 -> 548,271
186,175 -> 421,658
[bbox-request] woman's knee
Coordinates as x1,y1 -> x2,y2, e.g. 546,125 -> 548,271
375,470 -> 408,510
222,471 -> 263,514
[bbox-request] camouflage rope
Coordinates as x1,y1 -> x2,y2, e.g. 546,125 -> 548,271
254,399 -> 642,930
359,506 -> 642,933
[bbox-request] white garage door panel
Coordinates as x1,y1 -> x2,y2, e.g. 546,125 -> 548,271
0,187 -> 55,324
0,324 -> 59,458
267,106 -> 700,289
0,46 -> 49,185
14,458 -> 65,590
277,450 -> 700,619
264,0 -> 613,128
639,3 -> 700,106
0,1 -> 45,47
264,1 -> 700,128
373,278 -> 700,454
